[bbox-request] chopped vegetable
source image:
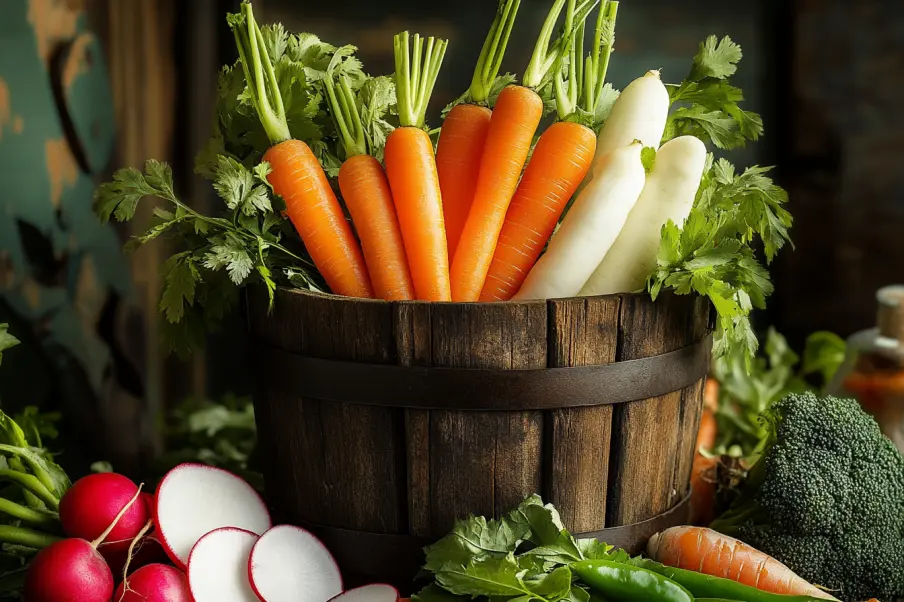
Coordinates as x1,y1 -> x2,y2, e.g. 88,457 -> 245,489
579,134 -> 706,296
645,527 -> 836,599
248,525 -> 343,602
436,0 -> 520,260
710,393 -> 904,602
229,2 -> 373,298
514,141 -> 646,300
187,527 -> 259,602
384,31 -> 452,301
328,584 -> 398,602
324,49 -> 414,300
481,0 -> 617,301
449,0 -> 589,301
153,463 -> 271,569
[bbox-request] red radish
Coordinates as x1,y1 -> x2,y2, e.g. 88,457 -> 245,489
60,473 -> 150,557
249,525 -> 342,602
24,487 -> 144,602
154,463 -> 271,568
187,527 -> 259,602
328,584 -> 399,602
114,563 -> 192,602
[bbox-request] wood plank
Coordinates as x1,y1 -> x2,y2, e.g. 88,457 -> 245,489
545,296 -> 621,533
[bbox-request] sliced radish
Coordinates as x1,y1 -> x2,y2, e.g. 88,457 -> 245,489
188,528 -> 259,602
249,525 -> 342,602
329,584 -> 399,602
154,463 -> 271,568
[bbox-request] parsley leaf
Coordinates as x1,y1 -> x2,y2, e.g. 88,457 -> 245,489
212,156 -> 272,216
0,325 -> 20,366
690,35 -> 743,80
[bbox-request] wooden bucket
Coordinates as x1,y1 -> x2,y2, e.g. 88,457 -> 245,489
247,287 -> 712,588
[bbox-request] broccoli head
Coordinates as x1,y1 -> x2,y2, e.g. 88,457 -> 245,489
710,392 -> 904,602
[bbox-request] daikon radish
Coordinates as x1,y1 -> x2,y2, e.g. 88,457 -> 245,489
513,142 -> 646,300
594,70 -> 670,161
580,135 -> 707,296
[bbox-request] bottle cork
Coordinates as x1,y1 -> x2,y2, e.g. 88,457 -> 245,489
877,285 -> 904,341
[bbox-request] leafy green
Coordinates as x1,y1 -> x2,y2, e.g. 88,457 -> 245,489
0,327 -> 19,367
95,159 -> 319,356
663,35 -> 763,149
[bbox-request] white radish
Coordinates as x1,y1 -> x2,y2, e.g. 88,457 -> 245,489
249,525 -> 343,602
594,70 -> 670,164
514,142 -> 647,300
580,135 -> 708,296
154,463 -> 271,568
187,528 -> 259,602
328,584 -> 399,602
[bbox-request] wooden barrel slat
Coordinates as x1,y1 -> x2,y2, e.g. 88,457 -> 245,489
545,296 -> 621,533
247,287 -> 711,584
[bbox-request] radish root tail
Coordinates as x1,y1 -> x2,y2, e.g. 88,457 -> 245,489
91,482 -> 144,548
117,518 -> 154,601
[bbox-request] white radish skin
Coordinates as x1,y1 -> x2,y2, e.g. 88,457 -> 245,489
594,70 -> 670,163
187,528 -> 259,602
328,584 -> 399,602
154,463 -> 271,568
249,525 -> 343,602
514,142 -> 647,301
580,135 -> 708,296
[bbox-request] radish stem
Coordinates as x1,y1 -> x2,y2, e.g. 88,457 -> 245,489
91,483 -> 144,548
0,470 -> 58,510
470,0 -> 521,103
0,498 -> 57,528
0,525 -> 61,549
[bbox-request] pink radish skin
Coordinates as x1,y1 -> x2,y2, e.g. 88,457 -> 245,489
24,539 -> 114,602
60,473 -> 150,557
249,525 -> 342,602
328,584 -> 399,602
188,527 -> 259,602
114,563 -> 192,602
106,531 -> 168,581
154,463 -> 271,569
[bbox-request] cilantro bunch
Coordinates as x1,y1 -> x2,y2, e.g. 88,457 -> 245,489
95,23 -> 397,356
414,495 -> 628,602
650,36 -> 794,363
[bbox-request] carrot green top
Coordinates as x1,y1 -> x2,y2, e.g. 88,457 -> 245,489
468,0 -> 521,104
522,0 -> 599,91
394,32 -> 449,129
228,1 -> 291,145
324,49 -> 368,159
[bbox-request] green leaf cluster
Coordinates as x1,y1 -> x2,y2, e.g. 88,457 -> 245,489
416,495 -> 628,602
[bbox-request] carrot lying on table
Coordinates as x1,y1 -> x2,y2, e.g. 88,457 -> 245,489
647,526 -> 837,600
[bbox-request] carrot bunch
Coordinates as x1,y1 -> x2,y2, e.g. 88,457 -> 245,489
228,0 -> 622,304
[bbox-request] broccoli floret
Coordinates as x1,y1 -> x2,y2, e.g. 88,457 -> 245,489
710,392 -> 904,602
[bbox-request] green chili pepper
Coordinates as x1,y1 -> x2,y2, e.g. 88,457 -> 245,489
572,559 -> 694,602
634,559 -> 834,602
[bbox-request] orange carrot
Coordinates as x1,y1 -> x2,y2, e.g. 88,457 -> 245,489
324,51 -> 414,300
480,2 -> 617,301
697,406 -> 717,452
437,0 -> 520,260
480,122 -> 596,301
647,526 -> 838,600
704,377 -> 720,411
689,407 -> 718,525
230,3 -> 373,298
384,32 -> 451,301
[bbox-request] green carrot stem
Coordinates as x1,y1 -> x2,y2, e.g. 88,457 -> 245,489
0,525 -> 61,549
0,470 -> 58,510
554,0 -> 580,119
524,0 -> 600,90
470,0 -> 521,103
394,31 -> 449,128
229,1 -> 291,144
0,498 -> 58,528
324,48 -> 368,158
583,0 -> 618,113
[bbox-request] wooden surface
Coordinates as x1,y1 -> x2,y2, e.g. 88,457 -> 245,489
248,287 -> 711,578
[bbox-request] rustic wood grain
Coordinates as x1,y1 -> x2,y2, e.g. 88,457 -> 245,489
394,301 -> 547,535
249,288 -> 405,532
607,293 -> 706,526
545,296 -> 621,533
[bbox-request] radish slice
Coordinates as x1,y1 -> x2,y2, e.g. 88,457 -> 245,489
329,584 -> 399,602
249,525 -> 342,602
155,463 -> 271,568
188,528 -> 259,602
